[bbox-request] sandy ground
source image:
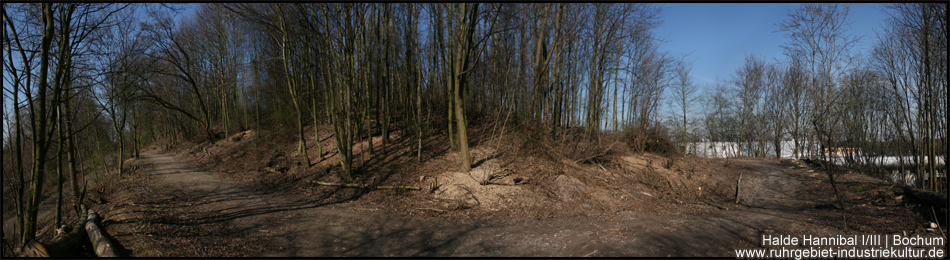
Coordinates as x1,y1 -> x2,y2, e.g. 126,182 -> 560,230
91,152 -> 927,257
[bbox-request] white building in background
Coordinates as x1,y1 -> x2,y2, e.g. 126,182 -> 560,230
687,140 -> 819,159
688,142 -> 739,158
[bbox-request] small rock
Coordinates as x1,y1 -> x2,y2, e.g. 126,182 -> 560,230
930,222 -> 938,229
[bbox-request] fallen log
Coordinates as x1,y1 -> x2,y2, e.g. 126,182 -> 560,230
85,208 -> 119,257
310,181 -> 420,190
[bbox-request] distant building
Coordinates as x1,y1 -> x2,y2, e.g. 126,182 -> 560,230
821,147 -> 860,158
688,140 -> 819,159
688,142 -> 738,158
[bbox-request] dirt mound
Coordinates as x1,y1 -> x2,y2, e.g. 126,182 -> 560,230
95,149 -> 937,257
553,175 -> 624,213
138,117 -> 919,227
198,129 -> 257,155
145,118 -> 729,223
87,115 -> 941,256
228,130 -> 256,142
432,171 -> 537,211
427,145 -> 543,213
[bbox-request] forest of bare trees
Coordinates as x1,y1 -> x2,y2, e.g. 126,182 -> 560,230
2,3 -> 946,250
685,4 -> 946,189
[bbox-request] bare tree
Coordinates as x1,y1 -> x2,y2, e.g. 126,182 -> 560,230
140,8 -> 215,141
780,3 -> 862,222
273,3 -> 312,167
873,3 -> 947,190
670,55 -> 697,154
779,4 -> 860,161
733,54 -> 765,157
762,62 -> 789,158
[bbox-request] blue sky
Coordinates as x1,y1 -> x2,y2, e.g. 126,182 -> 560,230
657,3 -> 888,86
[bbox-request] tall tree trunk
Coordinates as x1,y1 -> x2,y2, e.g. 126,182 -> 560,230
55,103 -> 65,228
275,3 -> 311,167
5,6 -> 32,245
451,3 -> 479,172
64,90 -> 83,217
310,72 -> 323,158
51,3 -> 76,228
24,3 -> 57,246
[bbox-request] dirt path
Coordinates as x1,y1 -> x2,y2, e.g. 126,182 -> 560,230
103,153 -> 850,257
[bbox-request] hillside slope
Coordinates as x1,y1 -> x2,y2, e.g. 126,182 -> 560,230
83,122 -> 940,256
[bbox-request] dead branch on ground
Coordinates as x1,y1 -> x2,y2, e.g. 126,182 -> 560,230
310,181 -> 420,190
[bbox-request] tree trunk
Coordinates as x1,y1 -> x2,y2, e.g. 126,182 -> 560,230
275,3 -> 311,167
52,4 -> 75,227
451,3 -> 479,172
56,104 -> 65,228
10,42 -> 27,249
85,208 -> 119,257
112,120 -> 125,176
23,3 -> 56,246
